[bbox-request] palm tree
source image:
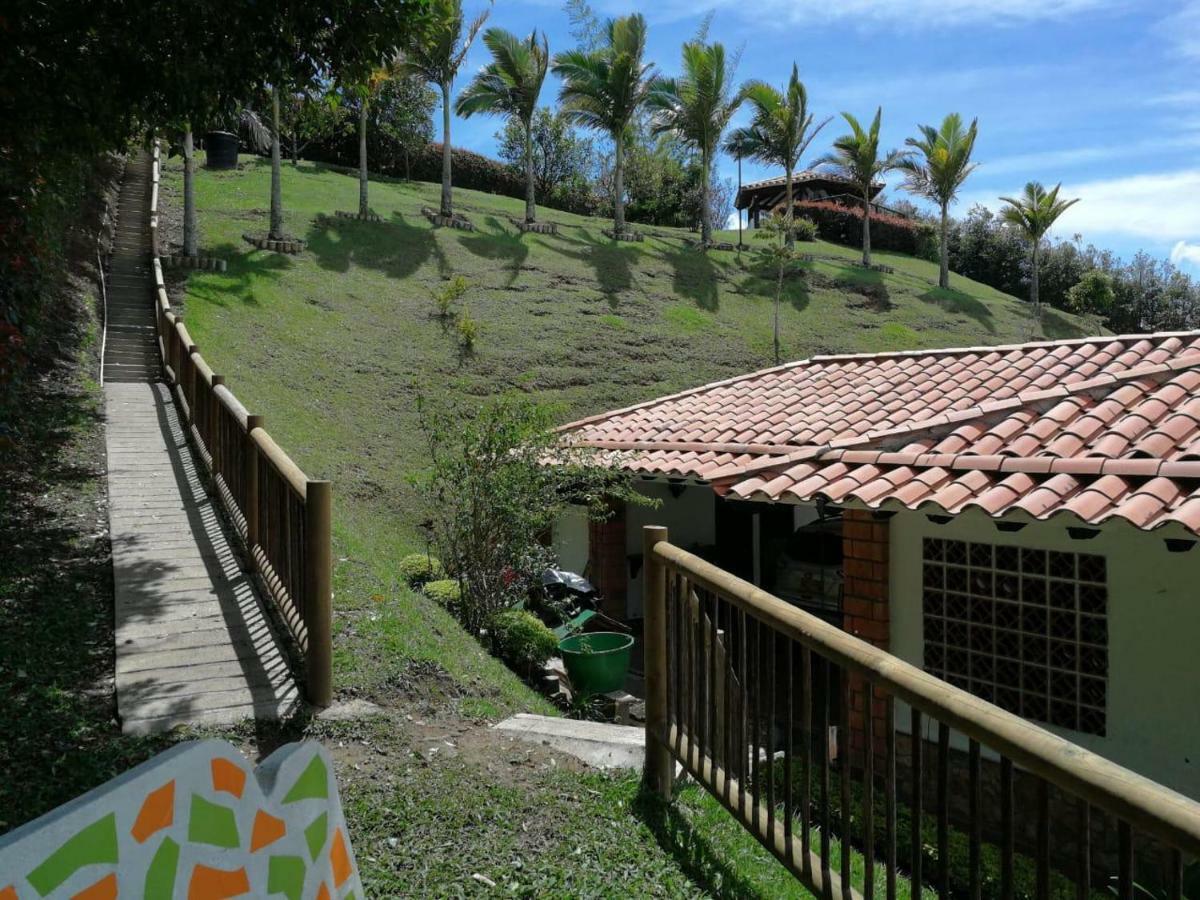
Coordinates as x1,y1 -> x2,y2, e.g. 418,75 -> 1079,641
723,65 -> 828,249
182,128 -> 198,257
999,181 -> 1080,313
456,28 -> 550,224
818,107 -> 908,266
552,13 -> 655,236
646,41 -> 742,246
354,60 -> 402,219
899,113 -> 979,289
400,0 -> 489,218
269,86 -> 285,240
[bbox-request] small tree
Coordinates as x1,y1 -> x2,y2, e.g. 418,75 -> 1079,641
414,395 -> 650,635
998,181 -> 1081,314
817,107 -> 909,267
754,212 -> 800,365
1067,269 -> 1115,328
497,108 -> 594,200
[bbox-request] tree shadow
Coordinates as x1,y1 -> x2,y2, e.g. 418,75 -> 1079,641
555,228 -> 640,304
632,785 -> 778,899
1041,306 -> 1091,340
831,264 -> 884,287
661,244 -> 721,312
177,241 -> 290,309
919,287 -> 995,333
459,216 -> 529,287
306,210 -> 445,280
742,262 -> 812,315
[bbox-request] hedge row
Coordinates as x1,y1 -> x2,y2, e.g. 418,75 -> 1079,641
797,200 -> 936,257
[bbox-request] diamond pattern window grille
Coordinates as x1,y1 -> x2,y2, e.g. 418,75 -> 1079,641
922,538 -> 1108,736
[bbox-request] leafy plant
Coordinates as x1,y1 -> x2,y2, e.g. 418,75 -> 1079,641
792,217 -> 818,242
432,275 -> 468,318
398,553 -> 444,587
412,394 -> 652,635
490,609 -> 559,675
455,310 -> 478,349
999,181 -> 1081,314
1067,269 -> 1116,319
423,578 -> 462,609
754,212 -> 802,364
817,107 -> 910,266
456,28 -> 551,224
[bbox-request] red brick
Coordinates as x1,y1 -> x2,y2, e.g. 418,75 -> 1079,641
850,618 -> 889,643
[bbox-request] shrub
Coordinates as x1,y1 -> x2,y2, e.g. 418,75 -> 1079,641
490,609 -> 559,675
432,275 -> 468,319
398,553 -> 444,587
455,311 -> 478,349
791,217 -> 819,242
796,200 -> 934,256
423,578 -> 461,609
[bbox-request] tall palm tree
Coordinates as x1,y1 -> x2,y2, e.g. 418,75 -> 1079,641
552,13 -> 655,236
182,128 -> 198,257
353,60 -> 403,219
723,64 -> 828,249
818,107 -> 908,267
269,86 -> 285,240
899,113 -> 979,289
456,28 -> 550,224
646,41 -> 742,246
400,0 -> 489,218
999,181 -> 1080,313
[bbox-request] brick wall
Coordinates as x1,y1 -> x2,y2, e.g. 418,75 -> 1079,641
841,509 -> 891,764
588,504 -> 627,619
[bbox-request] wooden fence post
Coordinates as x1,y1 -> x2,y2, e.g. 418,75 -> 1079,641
244,415 -> 262,563
304,480 -> 333,708
210,374 -> 224,476
643,524 -> 674,798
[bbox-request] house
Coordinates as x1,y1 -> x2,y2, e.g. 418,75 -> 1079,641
734,170 -> 886,228
553,331 -> 1200,800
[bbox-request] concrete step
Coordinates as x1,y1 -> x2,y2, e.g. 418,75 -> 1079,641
492,714 -> 646,769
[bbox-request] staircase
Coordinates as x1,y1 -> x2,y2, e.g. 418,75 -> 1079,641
103,153 -> 160,383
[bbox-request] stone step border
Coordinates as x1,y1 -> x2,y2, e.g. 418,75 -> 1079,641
602,228 -> 643,242
421,206 -> 474,231
333,210 -> 383,223
160,254 -> 228,272
507,217 -> 558,235
241,233 -> 306,254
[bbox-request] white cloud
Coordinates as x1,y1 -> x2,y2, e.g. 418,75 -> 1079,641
961,169 -> 1200,243
981,133 -> 1200,177
1158,1 -> 1200,60
1171,241 -> 1200,269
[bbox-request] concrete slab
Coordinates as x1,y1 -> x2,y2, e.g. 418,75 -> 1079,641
492,713 -> 646,770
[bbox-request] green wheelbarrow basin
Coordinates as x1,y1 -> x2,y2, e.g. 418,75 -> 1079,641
558,631 -> 635,696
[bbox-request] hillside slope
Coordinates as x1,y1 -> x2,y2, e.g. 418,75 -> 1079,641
159,155 -> 1092,706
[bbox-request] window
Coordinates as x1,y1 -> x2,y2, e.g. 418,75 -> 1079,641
922,538 -> 1107,736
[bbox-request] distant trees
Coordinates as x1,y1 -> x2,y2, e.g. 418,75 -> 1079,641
726,65 -> 828,249
998,181 -> 1080,313
497,108 -> 595,207
818,108 -> 908,267
647,40 -> 743,246
553,13 -> 656,236
401,0 -> 490,218
456,29 -> 551,223
899,113 -> 979,289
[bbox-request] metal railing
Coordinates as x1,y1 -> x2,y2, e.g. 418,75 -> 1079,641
641,525 -> 1200,899
147,143 -> 332,706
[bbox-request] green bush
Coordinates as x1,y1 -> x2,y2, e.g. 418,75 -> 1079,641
791,217 -> 819,242
423,578 -> 461,608
398,553 -> 444,587
490,609 -> 559,676
455,311 -> 478,350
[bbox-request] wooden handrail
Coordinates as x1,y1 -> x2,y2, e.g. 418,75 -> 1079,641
650,537 -> 1200,856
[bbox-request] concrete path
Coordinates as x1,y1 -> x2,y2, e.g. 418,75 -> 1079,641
493,714 -> 646,769
103,152 -> 300,734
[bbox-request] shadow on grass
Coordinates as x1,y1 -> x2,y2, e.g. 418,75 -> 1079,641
459,216 -> 529,286
919,286 -> 995,333
181,240 -> 290,308
633,785 -> 777,899
306,210 -> 446,280
1041,306 -> 1091,340
661,244 -> 721,312
556,228 -> 640,303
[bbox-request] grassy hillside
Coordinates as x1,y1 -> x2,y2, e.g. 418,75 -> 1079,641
160,154 -> 1092,712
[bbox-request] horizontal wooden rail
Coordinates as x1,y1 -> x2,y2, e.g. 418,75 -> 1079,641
146,142 -> 331,707
643,526 -> 1200,899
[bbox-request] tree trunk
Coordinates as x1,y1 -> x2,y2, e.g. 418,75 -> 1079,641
736,155 -> 743,250
269,87 -> 284,241
1031,239 -> 1041,315
440,81 -> 453,218
861,192 -> 872,267
784,169 -> 794,250
182,128 -> 197,258
774,260 -> 783,365
613,135 -> 625,235
524,120 -> 536,223
700,148 -> 711,247
358,98 -> 369,218
939,202 -> 950,289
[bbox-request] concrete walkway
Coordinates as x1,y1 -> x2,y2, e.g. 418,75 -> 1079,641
103,152 -> 300,734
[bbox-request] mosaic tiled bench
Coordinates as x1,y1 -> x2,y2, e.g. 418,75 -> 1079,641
0,740 -> 362,899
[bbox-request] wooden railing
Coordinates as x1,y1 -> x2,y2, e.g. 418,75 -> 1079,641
642,525 -> 1200,899
147,144 -> 332,706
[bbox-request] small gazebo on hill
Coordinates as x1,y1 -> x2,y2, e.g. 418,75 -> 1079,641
734,170 -> 886,228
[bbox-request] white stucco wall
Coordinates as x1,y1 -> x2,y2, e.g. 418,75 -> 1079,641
551,504 -> 590,575
889,507 -> 1200,800
625,482 -> 717,618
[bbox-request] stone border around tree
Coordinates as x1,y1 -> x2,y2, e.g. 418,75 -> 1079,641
602,228 -> 643,243
507,217 -> 558,235
241,233 -> 306,254
421,206 -> 474,231
160,255 -> 228,272
333,210 -> 383,223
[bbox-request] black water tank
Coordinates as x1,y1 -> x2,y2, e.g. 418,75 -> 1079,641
205,131 -> 239,169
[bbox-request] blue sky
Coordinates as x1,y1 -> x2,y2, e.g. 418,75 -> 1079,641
447,0 -> 1200,272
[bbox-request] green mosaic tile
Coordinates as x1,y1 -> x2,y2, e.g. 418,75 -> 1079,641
283,755 -> 328,804
304,811 -> 328,862
267,854 -> 306,900
188,794 -> 240,849
143,836 -> 180,900
27,813 -> 118,895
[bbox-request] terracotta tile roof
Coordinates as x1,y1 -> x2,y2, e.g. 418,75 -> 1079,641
558,332 -> 1200,534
